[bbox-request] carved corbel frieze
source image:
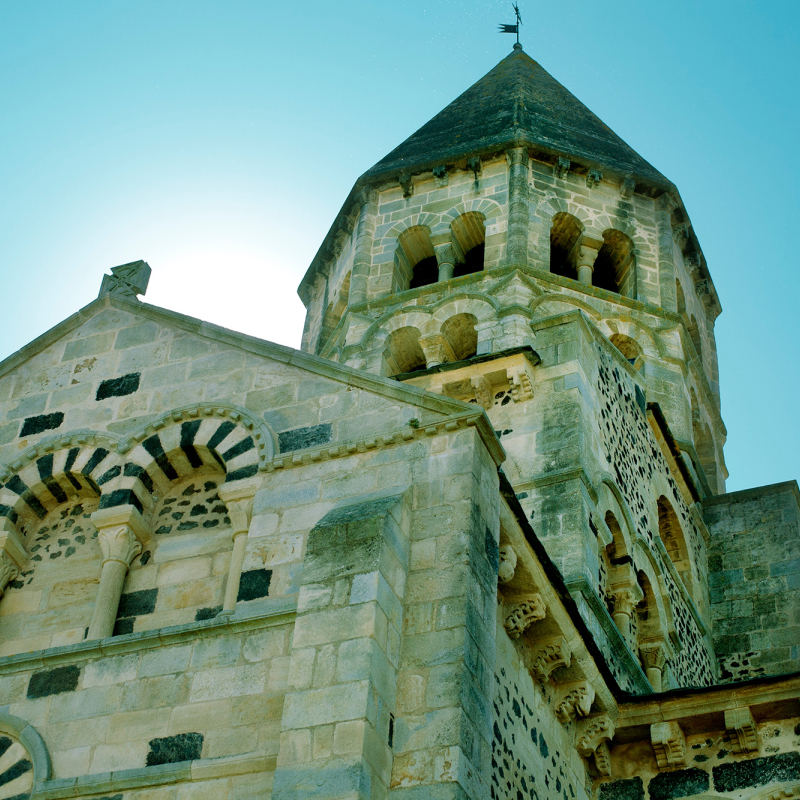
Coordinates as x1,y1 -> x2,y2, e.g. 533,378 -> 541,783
504,593 -> 546,638
586,169 -> 603,189
555,680 -> 595,723
498,545 -> 518,584
556,157 -> 570,179
528,636 -> 572,683
0,520 -> 27,597
651,721 -> 686,769
725,707 -> 759,756
577,714 -> 616,777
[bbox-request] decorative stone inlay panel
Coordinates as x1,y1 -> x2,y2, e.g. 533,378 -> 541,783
153,477 -> 230,536
651,720 -> 686,769
504,593 -> 546,638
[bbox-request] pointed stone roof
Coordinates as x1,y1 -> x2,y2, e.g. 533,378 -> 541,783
363,45 -> 671,191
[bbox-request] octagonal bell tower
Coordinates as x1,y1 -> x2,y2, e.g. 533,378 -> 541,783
299,44 -> 727,693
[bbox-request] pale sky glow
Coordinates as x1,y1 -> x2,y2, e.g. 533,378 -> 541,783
1,0 -> 798,494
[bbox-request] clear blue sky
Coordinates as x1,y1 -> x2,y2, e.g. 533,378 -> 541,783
1,1 -> 798,493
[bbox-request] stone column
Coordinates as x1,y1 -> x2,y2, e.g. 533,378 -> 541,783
218,478 -> 260,614
0,520 -> 27,598
506,147 -> 530,265
434,242 -> 456,282
348,188 -> 379,306
576,237 -> 602,286
639,641 -> 669,692
88,505 -> 150,640
607,585 -> 643,650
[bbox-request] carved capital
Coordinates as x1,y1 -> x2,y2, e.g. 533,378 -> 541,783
577,714 -> 615,777
651,721 -> 686,769
91,505 -> 150,568
725,707 -> 759,756
556,157 -> 570,179
504,593 -> 546,638
498,545 -> 518,584
418,335 -> 452,368
0,520 -> 27,597
586,169 -> 603,189
528,636 -> 572,683
576,237 -> 603,268
606,584 -> 643,618
555,681 -> 595,723
218,477 -> 261,540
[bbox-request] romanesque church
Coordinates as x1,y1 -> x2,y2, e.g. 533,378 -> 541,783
0,43 -> 797,800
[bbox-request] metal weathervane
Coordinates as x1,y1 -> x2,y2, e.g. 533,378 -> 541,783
498,3 -> 522,45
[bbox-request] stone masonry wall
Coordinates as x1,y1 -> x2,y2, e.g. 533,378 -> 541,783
704,481 -> 800,681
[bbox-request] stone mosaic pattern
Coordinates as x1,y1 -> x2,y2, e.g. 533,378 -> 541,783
119,475 -> 232,633
491,626 -> 588,800
0,499 -> 100,656
596,347 -> 714,688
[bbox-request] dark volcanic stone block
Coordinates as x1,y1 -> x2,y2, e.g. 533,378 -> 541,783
117,588 -> 158,618
195,605 -> 222,621
649,768 -> 709,800
713,752 -> 800,792
27,665 -> 80,698
113,618 -> 135,636
146,732 -> 203,766
237,569 -> 272,602
598,778 -> 644,800
20,412 -> 64,437
96,372 -> 141,401
278,423 -> 332,453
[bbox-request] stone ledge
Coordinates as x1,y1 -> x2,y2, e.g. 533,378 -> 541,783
702,479 -> 800,508
0,598 -> 297,675
31,751 -> 274,799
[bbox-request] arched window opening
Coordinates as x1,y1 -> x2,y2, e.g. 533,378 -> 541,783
451,212 -> 486,278
1,497 -> 101,655
395,226 -> 436,291
609,334 -> 642,368
688,315 -> 702,361
593,230 -> 636,296
441,313 -> 478,362
384,326 -> 426,375
549,212 -> 581,279
122,474 -> 232,634
657,496 -> 693,594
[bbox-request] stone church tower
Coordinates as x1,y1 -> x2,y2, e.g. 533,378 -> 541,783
0,43 -> 796,800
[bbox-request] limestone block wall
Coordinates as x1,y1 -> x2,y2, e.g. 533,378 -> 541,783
703,481 -> 800,681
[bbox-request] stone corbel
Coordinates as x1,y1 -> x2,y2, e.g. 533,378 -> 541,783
556,157 -> 570,179
432,165 -> 449,188
498,545 -> 518,584
651,721 -> 686,769
0,520 -> 27,597
586,169 -> 603,189
504,593 -> 546,638
672,222 -> 690,252
471,375 -> 493,410
576,714 -> 616,777
399,173 -> 414,198
507,366 -> 533,403
555,680 -> 595,723
620,177 -> 636,199
466,157 -> 482,181
528,636 -> 572,683
88,505 -> 151,640
725,707 -> 759,756
218,477 -> 261,614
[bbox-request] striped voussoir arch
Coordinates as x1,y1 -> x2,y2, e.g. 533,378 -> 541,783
0,732 -> 33,799
0,404 -> 276,527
